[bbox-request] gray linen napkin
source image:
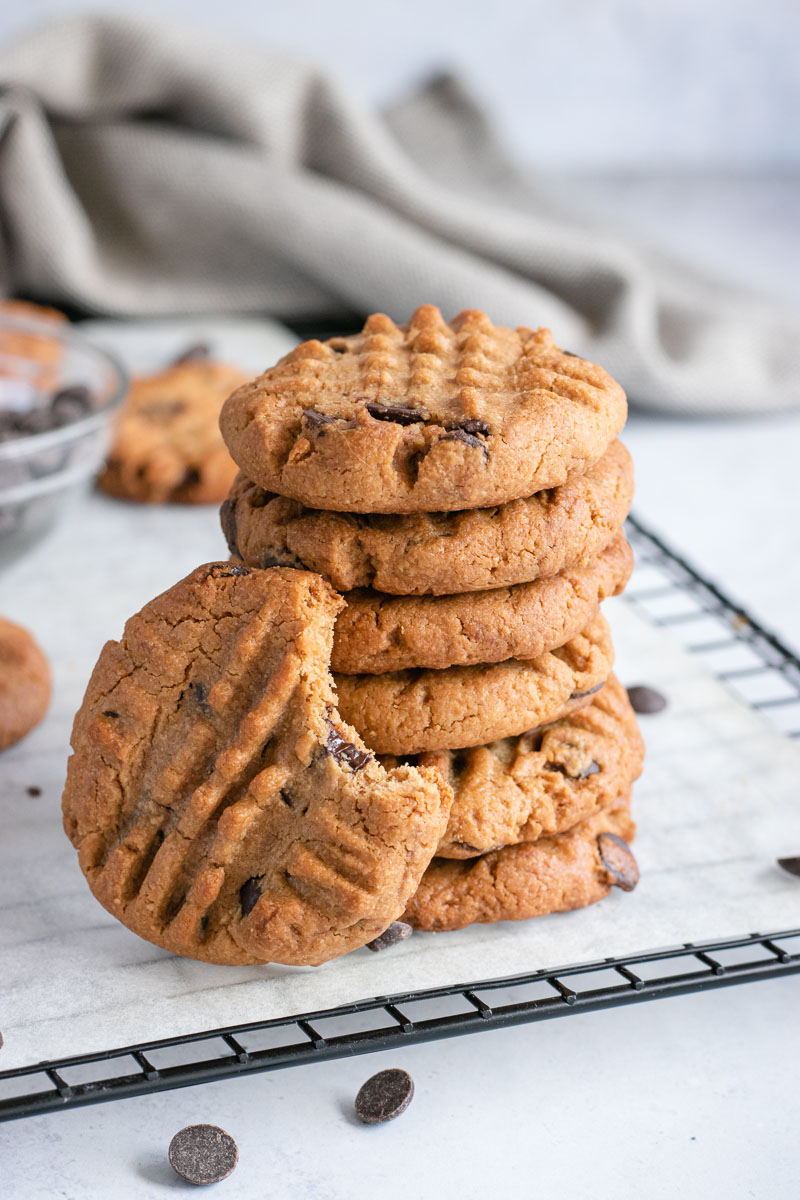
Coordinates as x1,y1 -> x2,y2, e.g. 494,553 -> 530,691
0,14 -> 797,413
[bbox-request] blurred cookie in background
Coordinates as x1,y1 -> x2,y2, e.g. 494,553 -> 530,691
98,347 -> 250,504
0,616 -> 51,752
0,299 -> 68,392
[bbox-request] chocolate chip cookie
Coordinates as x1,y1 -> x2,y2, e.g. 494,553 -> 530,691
221,440 -> 634,595
330,533 -> 632,674
403,804 -> 638,932
98,361 -> 249,504
335,612 -> 614,755
220,306 -> 627,514
415,674 -> 643,858
62,564 -> 450,966
0,616 -> 52,752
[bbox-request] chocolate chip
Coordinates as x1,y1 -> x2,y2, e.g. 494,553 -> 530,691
365,401 -> 426,426
26,786 -> 41,797
366,922 -> 412,952
51,384 -> 93,426
172,342 -> 212,366
103,710 -> 119,718
219,498 -> 240,558
326,722 -> 372,771
447,417 -> 490,437
562,349 -> 579,357
439,428 -> 487,454
180,467 -> 201,490
207,563 -> 250,579
777,856 -> 800,878
597,832 -> 639,891
355,1068 -> 414,1124
626,684 -> 667,714
190,681 -> 213,718
302,408 -> 336,432
570,681 -> 605,700
168,1124 -> 238,1185
240,875 -> 264,916
261,553 -> 296,568
545,759 -> 601,780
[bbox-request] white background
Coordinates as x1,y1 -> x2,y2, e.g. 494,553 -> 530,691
2,0 -> 799,169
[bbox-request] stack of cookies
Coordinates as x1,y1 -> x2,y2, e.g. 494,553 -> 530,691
218,305 -> 644,935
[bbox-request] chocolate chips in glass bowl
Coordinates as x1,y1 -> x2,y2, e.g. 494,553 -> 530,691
0,381 -> 95,443
0,314 -> 127,567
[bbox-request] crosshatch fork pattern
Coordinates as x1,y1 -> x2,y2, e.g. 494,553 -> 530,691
1,513 -> 799,1122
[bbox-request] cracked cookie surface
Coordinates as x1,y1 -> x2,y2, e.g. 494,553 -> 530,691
0,616 -> 51,752
221,441 -> 634,595
98,361 -> 249,504
220,306 -> 627,514
403,803 -> 638,931
330,533 -> 632,674
62,564 -> 450,966
399,674 -> 643,858
335,612 -> 614,755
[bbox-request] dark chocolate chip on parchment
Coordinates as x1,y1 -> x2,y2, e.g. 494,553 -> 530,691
777,857 -> 800,878
355,1068 -> 415,1124
626,684 -> 667,714
168,1124 -> 238,1185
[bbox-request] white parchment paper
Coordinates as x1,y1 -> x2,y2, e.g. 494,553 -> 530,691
1,320 -> 798,1073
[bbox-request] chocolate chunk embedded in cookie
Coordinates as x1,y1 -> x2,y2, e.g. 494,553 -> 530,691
221,441 -> 634,594
331,533 -> 632,674
62,565 -> 450,966
0,617 -> 51,752
404,804 -> 637,932
220,306 -> 627,513
335,612 -> 614,756
98,361 -> 249,504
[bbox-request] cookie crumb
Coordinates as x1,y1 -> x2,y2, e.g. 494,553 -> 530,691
26,786 -> 42,797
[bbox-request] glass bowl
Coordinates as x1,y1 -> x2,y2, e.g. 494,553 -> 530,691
0,312 -> 127,568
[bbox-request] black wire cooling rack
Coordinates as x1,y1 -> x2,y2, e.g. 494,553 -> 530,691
1,513 -> 799,1123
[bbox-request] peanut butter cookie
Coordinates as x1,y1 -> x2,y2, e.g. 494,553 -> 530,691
221,441 -> 633,595
62,564 -> 450,966
98,361 -> 249,504
220,306 -> 627,513
404,804 -> 638,931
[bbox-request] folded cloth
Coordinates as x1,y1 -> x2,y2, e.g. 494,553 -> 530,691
0,14 -> 797,413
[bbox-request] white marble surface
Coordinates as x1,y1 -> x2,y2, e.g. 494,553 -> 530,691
2,185 -> 800,1198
